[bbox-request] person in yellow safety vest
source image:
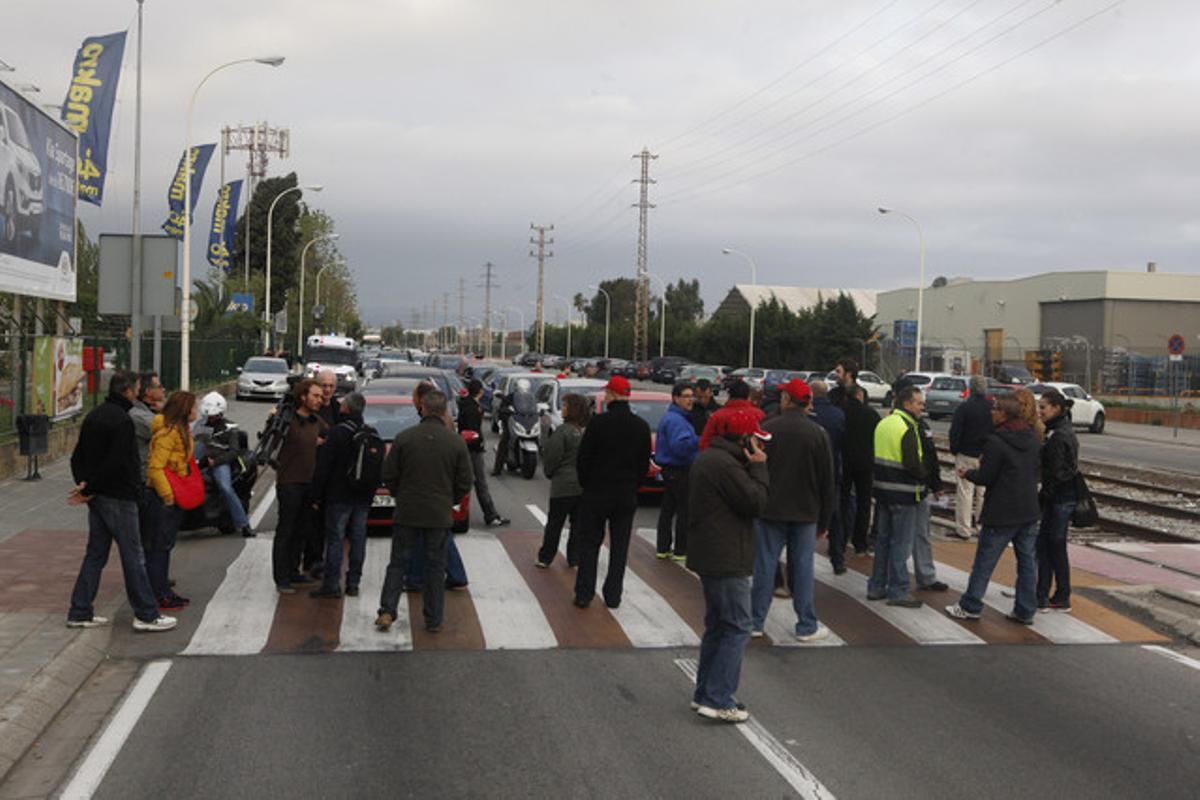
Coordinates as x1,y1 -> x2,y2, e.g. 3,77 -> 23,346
867,384 -> 927,607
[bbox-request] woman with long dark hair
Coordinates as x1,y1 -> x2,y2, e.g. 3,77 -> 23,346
147,390 -> 197,610
536,392 -> 591,568
1036,389 -> 1079,612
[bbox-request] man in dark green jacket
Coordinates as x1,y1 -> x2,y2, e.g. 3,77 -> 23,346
376,390 -> 473,633
686,409 -> 770,724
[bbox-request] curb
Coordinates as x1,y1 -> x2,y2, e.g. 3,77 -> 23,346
1101,585 -> 1200,646
0,611 -> 116,783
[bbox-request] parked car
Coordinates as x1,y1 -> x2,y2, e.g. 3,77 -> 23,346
591,389 -> 671,494
534,377 -> 606,432
1028,382 -> 1106,433
361,366 -> 463,417
235,356 -> 291,400
361,394 -> 471,532
882,371 -> 939,406
678,364 -> 722,389
924,374 -> 969,420
650,356 -> 690,384
723,367 -> 766,392
855,370 -> 891,404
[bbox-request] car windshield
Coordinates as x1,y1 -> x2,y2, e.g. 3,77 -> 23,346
363,402 -> 422,440
628,400 -> 669,429
244,358 -> 287,374
304,346 -> 357,366
505,375 -> 555,394
512,392 -> 537,414
931,377 -> 965,391
5,110 -> 31,149
905,374 -> 933,386
362,378 -> 427,396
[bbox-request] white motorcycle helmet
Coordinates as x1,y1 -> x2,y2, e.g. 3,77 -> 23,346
515,378 -> 532,393
198,391 -> 227,420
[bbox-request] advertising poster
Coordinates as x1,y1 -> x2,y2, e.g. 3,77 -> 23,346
207,179 -> 242,269
32,336 -> 85,420
0,78 -> 78,301
161,143 -> 215,239
61,31 -> 126,206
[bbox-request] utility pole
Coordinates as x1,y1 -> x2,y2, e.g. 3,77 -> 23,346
631,147 -> 657,362
457,277 -> 467,355
130,0 -> 145,371
479,261 -> 498,360
529,223 -> 554,353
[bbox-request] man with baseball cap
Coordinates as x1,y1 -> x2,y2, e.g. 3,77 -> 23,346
573,376 -> 652,609
750,379 -> 836,642
699,380 -> 764,450
686,407 -> 771,723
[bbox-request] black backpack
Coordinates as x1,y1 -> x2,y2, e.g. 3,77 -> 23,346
345,423 -> 385,492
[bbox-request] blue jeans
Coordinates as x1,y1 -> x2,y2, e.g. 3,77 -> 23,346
68,495 -> 159,623
145,502 -> 182,601
868,502 -> 919,599
321,502 -> 369,592
1036,500 -> 1075,605
958,522 -> 1039,620
211,462 -> 250,530
752,520 -> 818,635
912,497 -> 938,588
405,533 -> 468,588
694,575 -> 753,710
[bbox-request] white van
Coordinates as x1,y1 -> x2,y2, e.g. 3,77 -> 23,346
303,334 -> 359,392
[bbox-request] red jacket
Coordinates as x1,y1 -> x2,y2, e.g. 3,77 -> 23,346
698,399 -> 765,450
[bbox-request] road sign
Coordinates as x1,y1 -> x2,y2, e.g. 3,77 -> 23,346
1168,333 -> 1185,355
1169,354 -> 1183,362
225,292 -> 254,315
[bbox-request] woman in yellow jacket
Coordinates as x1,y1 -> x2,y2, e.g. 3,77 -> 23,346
146,390 -> 197,610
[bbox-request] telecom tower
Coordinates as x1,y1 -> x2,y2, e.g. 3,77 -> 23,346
222,122 -> 290,286
632,148 -> 657,362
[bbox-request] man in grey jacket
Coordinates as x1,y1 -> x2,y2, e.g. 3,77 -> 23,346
376,390 -> 474,634
129,372 -> 165,558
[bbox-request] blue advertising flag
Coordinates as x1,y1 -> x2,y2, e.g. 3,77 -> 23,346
206,179 -> 242,269
61,31 -> 126,207
161,144 -> 216,239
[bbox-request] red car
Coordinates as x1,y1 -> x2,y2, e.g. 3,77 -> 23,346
361,395 -> 472,533
592,390 -> 672,494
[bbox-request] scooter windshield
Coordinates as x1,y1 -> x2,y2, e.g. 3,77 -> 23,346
512,392 -> 537,415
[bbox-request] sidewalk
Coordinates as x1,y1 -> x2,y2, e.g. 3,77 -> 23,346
1102,419 -> 1200,447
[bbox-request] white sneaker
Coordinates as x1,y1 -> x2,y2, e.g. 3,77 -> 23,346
945,604 -> 981,620
795,622 -> 830,643
132,615 -> 177,633
66,616 -> 109,629
697,704 -> 750,723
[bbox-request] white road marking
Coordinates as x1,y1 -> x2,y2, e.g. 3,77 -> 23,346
59,659 -> 173,799
533,505 -> 697,647
1142,644 -> 1200,673
813,558 -> 985,645
181,539 -> 279,656
635,528 -> 845,648
248,480 -> 277,530
337,537 -> 412,652
916,558 -> 1117,644
455,533 -> 558,649
674,658 -> 836,800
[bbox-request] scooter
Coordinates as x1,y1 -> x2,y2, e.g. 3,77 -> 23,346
502,390 -> 541,479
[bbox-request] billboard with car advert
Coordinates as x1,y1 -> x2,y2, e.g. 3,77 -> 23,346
0,77 -> 78,301
32,336 -> 85,420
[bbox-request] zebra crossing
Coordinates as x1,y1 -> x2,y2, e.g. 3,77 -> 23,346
175,501 -> 1165,656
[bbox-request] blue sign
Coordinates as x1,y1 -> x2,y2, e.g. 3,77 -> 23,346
226,292 -> 254,315
161,143 -> 215,239
893,319 -> 917,348
61,32 -> 125,206
206,180 -> 242,269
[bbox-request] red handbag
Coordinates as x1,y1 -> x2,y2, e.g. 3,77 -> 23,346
166,456 -> 206,510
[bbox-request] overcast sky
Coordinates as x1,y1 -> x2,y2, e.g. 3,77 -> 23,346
5,0 -> 1197,326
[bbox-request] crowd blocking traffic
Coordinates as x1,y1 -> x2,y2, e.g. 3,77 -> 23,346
62,352 -> 1083,726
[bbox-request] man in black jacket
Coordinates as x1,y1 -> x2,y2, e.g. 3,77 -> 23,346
310,393 -> 377,598
686,409 -> 770,723
458,379 -> 509,526
751,380 -> 835,641
841,384 -> 878,554
573,376 -> 651,609
690,379 -> 720,436
948,375 -> 991,539
66,372 -> 174,633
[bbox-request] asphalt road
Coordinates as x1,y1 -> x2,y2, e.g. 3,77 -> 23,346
28,394 -> 1200,798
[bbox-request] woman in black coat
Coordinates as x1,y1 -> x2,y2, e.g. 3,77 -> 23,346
1036,389 -> 1079,612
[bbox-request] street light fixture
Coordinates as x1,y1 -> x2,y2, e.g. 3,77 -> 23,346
297,233 -> 339,355
553,295 -> 573,360
180,55 -> 284,389
265,183 -> 322,350
507,306 -> 527,356
878,207 -> 925,373
588,284 -> 611,359
721,247 -> 757,368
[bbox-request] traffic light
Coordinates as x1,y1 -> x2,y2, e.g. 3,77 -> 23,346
1025,351 -> 1042,381
1051,351 -> 1063,381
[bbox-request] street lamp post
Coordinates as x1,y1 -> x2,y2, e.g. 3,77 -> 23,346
721,248 -> 757,368
265,182 -> 322,351
878,207 -> 925,372
181,55 -> 284,389
313,261 -> 335,334
297,233 -> 339,355
588,284 -> 611,359
647,272 -> 667,358
553,295 -> 573,360
506,306 -> 527,357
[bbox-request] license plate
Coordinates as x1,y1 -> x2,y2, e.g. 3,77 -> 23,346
519,440 -> 538,452
372,495 -> 395,507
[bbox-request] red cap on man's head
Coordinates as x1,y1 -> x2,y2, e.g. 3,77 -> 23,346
606,376 -> 631,396
724,409 -> 772,441
781,378 -> 812,404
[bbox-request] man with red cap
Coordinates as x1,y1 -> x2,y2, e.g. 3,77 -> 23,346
686,407 -> 771,723
750,379 -> 836,642
699,380 -> 764,451
573,376 -> 652,609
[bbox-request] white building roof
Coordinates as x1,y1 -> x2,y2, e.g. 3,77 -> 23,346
731,285 -> 878,317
